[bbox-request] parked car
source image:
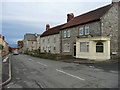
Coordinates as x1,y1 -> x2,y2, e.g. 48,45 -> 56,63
13,51 -> 19,55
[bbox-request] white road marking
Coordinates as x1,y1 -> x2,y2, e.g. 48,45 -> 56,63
56,69 -> 85,81
3,57 -> 8,63
28,59 -> 47,67
29,59 -> 32,60
94,68 -> 102,71
38,62 -> 47,67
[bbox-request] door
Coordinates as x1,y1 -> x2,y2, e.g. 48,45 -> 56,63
74,43 -> 76,56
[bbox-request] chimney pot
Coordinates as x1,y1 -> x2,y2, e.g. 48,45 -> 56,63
2,36 -> 5,40
67,13 -> 74,22
46,24 -> 50,31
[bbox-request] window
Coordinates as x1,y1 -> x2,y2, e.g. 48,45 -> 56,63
64,31 -> 67,38
43,47 -> 44,50
96,42 -> 104,53
42,39 -> 45,43
48,38 -> 50,43
85,26 -> 90,35
79,27 -> 83,35
53,45 -> 56,50
54,35 -> 56,43
64,43 -> 70,52
67,30 -> 70,37
80,42 -> 89,52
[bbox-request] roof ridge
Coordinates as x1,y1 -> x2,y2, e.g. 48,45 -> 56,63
75,4 -> 112,19
40,23 -> 65,37
61,4 -> 112,29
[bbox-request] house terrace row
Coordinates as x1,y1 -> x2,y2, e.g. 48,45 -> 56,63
22,1 -> 120,60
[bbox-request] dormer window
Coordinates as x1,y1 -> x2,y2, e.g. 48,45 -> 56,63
85,25 -> 90,35
79,27 -> 83,35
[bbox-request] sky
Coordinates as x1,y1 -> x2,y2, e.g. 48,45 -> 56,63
1,0 -> 112,45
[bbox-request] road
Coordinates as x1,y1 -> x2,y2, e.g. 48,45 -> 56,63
5,54 -> 118,88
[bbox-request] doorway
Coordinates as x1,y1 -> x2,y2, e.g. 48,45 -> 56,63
73,43 -> 76,56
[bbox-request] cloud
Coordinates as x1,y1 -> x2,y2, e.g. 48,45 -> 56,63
1,0 -> 111,2
2,1 -> 111,44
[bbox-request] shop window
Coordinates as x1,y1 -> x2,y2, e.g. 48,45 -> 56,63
80,42 -> 89,52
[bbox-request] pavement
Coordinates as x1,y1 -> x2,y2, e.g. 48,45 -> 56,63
0,50 -> 2,89
3,54 -> 119,88
1,54 -> 11,88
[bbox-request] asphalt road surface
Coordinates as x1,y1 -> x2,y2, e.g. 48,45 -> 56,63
5,54 -> 118,88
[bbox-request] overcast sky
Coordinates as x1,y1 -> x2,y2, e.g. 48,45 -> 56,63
1,0 -> 112,44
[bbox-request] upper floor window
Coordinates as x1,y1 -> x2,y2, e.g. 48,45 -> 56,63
48,38 -> 50,43
79,27 -> 83,35
85,26 -> 90,35
64,31 -> 67,38
54,35 -> 56,43
96,42 -> 104,53
67,30 -> 71,37
42,39 -> 45,43
80,42 -> 89,52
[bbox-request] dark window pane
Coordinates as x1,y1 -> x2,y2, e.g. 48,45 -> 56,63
96,42 -> 103,53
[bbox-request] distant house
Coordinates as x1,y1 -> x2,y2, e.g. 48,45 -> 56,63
60,1 -> 120,60
18,40 -> 24,48
9,46 -> 19,53
40,24 -> 65,54
0,34 -> 9,56
23,33 -> 40,52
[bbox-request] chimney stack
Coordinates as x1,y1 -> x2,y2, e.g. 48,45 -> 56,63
112,0 -> 119,4
2,36 -> 5,40
67,13 -> 74,22
46,24 -> 50,31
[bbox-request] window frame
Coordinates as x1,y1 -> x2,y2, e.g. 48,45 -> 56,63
67,30 -> 71,38
80,42 -> 89,52
79,27 -> 84,35
85,25 -> 90,35
63,43 -> 70,52
64,31 -> 67,38
54,35 -> 56,43
96,42 -> 104,53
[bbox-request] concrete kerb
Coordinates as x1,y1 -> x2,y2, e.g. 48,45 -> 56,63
0,54 -> 12,88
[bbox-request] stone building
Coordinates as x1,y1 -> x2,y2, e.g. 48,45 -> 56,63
60,1 -> 120,60
0,34 -> 9,56
40,24 -> 65,54
23,33 -> 40,52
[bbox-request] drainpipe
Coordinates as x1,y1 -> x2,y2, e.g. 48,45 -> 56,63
60,30 -> 62,55
100,20 -> 103,36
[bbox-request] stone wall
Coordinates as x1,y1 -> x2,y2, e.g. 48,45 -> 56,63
60,21 -> 101,56
40,34 -> 60,54
101,3 -> 119,58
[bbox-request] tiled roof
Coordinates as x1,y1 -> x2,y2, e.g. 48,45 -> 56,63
40,24 -> 65,37
61,4 -> 113,29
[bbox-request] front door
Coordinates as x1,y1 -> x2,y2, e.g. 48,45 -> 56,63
74,44 -> 76,56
